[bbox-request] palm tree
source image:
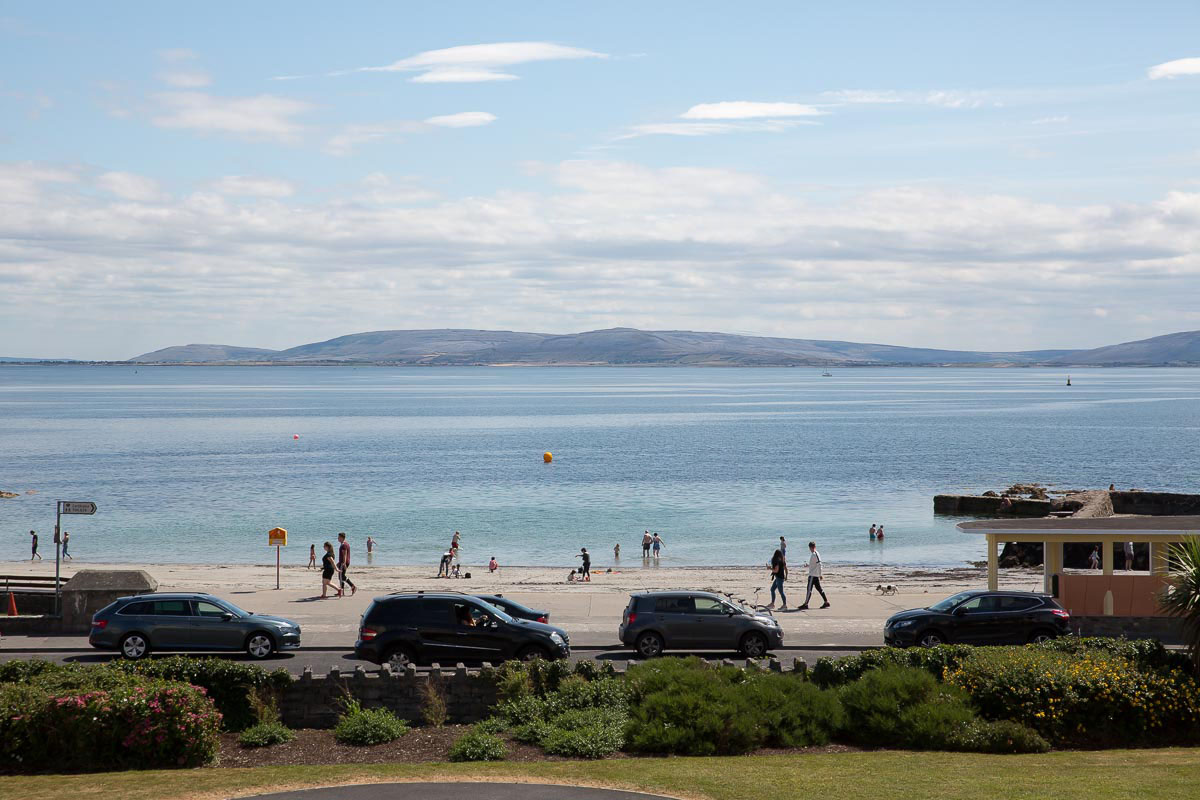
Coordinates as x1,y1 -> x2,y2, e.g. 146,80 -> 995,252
1160,537 -> 1200,672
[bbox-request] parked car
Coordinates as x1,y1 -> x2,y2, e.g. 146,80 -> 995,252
619,590 -> 783,658
884,590 -> 1070,648
474,594 -> 550,623
355,592 -> 570,669
89,592 -> 302,660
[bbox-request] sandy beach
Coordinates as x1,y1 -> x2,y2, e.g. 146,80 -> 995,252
1,559 -> 1045,647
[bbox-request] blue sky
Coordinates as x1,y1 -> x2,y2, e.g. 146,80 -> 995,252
2,2 -> 1199,358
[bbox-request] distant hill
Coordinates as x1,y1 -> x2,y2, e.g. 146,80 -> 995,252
1048,330 -> 1200,366
129,328 -> 1076,366
128,344 -> 281,363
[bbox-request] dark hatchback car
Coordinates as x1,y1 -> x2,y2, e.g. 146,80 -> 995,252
885,590 -> 1070,648
89,592 -> 302,660
619,591 -> 783,658
355,592 -> 570,669
474,594 -> 550,623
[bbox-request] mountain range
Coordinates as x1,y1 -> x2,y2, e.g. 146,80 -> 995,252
104,327 -> 1200,367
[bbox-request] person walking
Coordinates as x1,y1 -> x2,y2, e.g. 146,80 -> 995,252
576,547 -> 592,581
30,530 -> 41,561
61,530 -> 72,560
1088,546 -> 1101,570
767,548 -> 787,609
308,544 -> 317,570
337,532 -> 357,596
641,531 -> 653,558
779,536 -> 787,558
797,541 -> 829,610
320,542 -> 341,598
652,532 -> 664,559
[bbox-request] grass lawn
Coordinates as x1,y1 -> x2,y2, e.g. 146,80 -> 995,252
3,749 -> 1200,800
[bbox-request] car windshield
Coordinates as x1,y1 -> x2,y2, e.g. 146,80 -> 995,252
928,591 -> 976,613
473,599 -> 515,624
215,599 -> 251,617
484,596 -> 534,615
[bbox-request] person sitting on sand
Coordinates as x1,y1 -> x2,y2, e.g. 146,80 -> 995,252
567,569 -> 578,582
489,556 -> 499,573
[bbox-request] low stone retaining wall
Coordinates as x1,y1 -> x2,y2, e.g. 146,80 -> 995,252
1073,616 -> 1184,644
280,658 -> 810,729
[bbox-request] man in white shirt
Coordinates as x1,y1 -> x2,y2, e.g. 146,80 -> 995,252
797,541 -> 830,610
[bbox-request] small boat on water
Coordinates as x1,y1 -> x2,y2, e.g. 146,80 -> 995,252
821,371 -> 833,377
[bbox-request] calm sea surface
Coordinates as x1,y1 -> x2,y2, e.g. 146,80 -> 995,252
2,366 -> 1199,568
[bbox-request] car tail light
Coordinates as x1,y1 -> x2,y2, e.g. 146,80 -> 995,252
1051,609 -> 1070,619
92,619 -> 108,630
359,627 -> 377,641
627,612 -> 637,625
536,615 -> 547,623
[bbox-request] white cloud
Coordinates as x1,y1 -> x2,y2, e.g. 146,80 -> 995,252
96,171 -> 162,201
160,71 -> 212,88
210,175 -> 296,198
1030,115 -> 1069,125
158,48 -> 197,63
1148,57 -> 1200,80
824,89 -> 996,108
618,120 -> 813,139
681,101 -> 826,119
338,41 -> 607,83
151,92 -> 312,140
323,122 -> 423,156
424,111 -> 497,128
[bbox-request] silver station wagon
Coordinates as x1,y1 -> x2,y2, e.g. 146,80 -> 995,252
89,592 -> 301,659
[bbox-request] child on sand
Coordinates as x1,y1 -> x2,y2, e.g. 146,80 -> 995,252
489,556 -> 498,573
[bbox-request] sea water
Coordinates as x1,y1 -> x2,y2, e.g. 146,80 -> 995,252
2,366 -> 1198,568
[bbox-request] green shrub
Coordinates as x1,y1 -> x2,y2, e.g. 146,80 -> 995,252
238,721 -> 296,748
838,666 -> 975,749
472,715 -> 509,735
625,658 -> 840,756
948,719 -> 1050,754
421,674 -> 448,727
538,707 -> 627,758
811,645 -> 975,688
945,646 -> 1200,746
1036,636 -> 1192,675
449,730 -> 508,761
333,700 -> 410,746
0,675 -> 221,771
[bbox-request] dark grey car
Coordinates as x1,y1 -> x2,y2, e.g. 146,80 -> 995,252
619,591 -> 784,658
89,592 -> 301,660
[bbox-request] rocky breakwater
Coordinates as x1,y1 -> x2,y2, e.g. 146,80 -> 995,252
934,483 -> 1053,517
0,491 -> 19,499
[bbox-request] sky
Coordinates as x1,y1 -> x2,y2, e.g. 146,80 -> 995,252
2,2 -> 1199,359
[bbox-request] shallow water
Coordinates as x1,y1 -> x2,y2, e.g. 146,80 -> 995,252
2,365 -> 1198,567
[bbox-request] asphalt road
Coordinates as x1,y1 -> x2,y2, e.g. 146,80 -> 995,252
0,646 -> 864,673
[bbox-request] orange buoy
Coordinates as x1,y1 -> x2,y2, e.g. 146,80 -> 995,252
543,452 -> 553,463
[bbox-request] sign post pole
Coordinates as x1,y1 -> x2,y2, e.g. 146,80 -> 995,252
54,501 -> 97,617
276,545 -> 281,590
267,528 -> 287,591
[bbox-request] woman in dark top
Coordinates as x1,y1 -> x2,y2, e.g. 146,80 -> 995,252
768,548 -> 787,610
320,541 -> 341,598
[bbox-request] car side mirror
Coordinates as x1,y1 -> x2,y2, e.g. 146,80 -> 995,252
222,612 -> 234,622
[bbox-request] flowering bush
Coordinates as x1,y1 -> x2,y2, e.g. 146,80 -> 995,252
0,677 -> 221,772
944,647 -> 1200,746
811,645 -> 975,688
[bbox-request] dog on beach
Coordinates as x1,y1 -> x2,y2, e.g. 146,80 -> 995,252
875,584 -> 898,595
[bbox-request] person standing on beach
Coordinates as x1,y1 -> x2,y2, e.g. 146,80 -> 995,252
308,544 -> 317,570
577,547 -> 592,581
438,550 -> 452,578
320,542 -> 340,598
641,531 -> 652,558
797,541 -> 829,610
779,536 -> 787,558
767,548 -> 787,609
30,530 -> 41,561
614,543 -> 620,561
336,532 -> 357,596
61,530 -> 71,560
652,532 -> 664,559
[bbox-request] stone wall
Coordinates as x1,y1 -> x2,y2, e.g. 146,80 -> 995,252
1110,491 -> 1200,517
933,495 -> 1051,517
280,657 -> 810,729
1073,616 -> 1184,644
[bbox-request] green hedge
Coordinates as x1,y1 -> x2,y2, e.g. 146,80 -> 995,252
449,730 -> 508,761
811,645 -> 975,688
0,658 -> 292,732
945,646 -> 1200,746
333,700 -> 409,746
0,672 -> 220,772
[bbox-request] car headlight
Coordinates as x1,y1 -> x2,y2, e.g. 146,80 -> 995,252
891,620 -> 915,629
549,632 -> 565,646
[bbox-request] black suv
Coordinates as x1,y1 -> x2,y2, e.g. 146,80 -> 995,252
885,590 -> 1070,648
355,592 -> 570,669
619,591 -> 784,658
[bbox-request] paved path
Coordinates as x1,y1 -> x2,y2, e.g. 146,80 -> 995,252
248,783 -> 672,800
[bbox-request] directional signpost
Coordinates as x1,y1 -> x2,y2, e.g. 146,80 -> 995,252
55,500 -> 97,614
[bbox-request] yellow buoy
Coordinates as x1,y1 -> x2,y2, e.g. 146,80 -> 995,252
543,452 -> 553,463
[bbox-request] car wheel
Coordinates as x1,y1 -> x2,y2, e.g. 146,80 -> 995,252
1029,629 -> 1057,644
917,630 -> 945,648
246,632 -> 275,659
740,632 -> 769,658
517,645 -> 552,662
120,633 -> 149,660
635,631 -> 664,658
385,645 -> 417,671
